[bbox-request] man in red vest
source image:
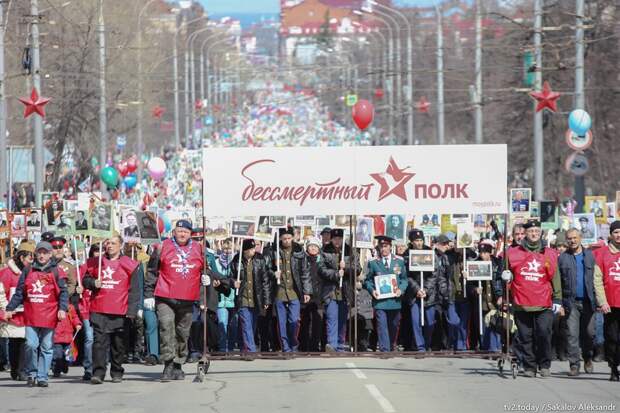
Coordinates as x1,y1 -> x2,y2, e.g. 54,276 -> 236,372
593,220 -> 620,381
5,241 -> 69,387
83,235 -> 142,384
145,220 -> 207,381
506,220 -> 563,378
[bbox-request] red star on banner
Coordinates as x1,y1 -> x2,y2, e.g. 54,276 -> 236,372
529,81 -> 560,113
18,88 -> 50,118
370,157 -> 415,201
152,106 -> 165,119
415,96 -> 431,113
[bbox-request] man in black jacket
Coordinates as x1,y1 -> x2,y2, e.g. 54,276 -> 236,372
270,228 -> 312,352
230,239 -> 271,352
299,238 -> 324,352
559,228 -> 596,376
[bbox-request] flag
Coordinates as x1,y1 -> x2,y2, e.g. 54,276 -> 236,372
78,176 -> 92,193
65,341 -> 79,363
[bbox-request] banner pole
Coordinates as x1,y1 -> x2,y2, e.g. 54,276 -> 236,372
276,231 -> 281,285
73,237 -> 82,299
97,241 -> 103,281
420,271 -> 425,327
235,237 -> 242,295
462,248 -> 467,298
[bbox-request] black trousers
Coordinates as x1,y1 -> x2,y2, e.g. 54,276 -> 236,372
91,312 -> 126,380
514,309 -> 553,371
9,338 -> 25,376
299,303 -> 323,352
258,307 -> 280,352
604,308 -> 620,368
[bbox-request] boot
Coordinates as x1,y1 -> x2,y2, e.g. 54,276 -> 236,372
161,360 -> 174,382
610,366 -> 619,382
593,344 -> 605,362
172,363 -> 185,380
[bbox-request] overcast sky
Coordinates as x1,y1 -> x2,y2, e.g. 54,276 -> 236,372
199,0 -> 448,14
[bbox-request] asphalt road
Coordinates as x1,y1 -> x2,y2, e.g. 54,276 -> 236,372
1,357 -> 618,413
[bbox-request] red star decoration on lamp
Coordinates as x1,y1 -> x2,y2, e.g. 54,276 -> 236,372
415,96 -> 431,113
529,81 -> 560,113
370,157 -> 415,202
152,106 -> 165,119
18,88 -> 50,118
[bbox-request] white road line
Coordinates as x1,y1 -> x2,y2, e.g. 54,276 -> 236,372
345,362 -> 367,379
365,384 -> 396,413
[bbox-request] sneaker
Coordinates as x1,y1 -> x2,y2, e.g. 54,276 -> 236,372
172,363 -> 185,381
523,370 -> 536,378
161,361 -> 174,382
90,376 -> 104,385
568,366 -> 579,377
584,360 -> 594,374
111,376 -> 122,383
539,368 -> 551,378
144,355 -> 158,366
27,377 -> 36,387
82,372 -> 92,381
37,381 -> 48,387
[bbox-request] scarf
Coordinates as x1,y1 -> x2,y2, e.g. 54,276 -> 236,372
171,238 -> 193,279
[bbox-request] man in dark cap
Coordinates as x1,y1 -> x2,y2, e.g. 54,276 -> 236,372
230,239 -> 271,352
506,219 -> 562,378
145,220 -> 207,381
364,236 -> 409,352
320,227 -> 332,247
41,231 -> 55,243
51,236 -> 77,298
269,227 -> 312,352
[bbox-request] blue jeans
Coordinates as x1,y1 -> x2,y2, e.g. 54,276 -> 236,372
376,309 -> 401,352
411,301 -> 438,351
82,319 -> 94,374
447,302 -> 470,351
238,307 -> 259,352
24,326 -> 54,382
216,308 -> 238,352
143,309 -> 159,358
275,299 -> 301,352
325,299 -> 347,351
595,312 -> 604,345
482,318 -> 502,352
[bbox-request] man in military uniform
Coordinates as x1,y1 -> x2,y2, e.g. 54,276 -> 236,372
364,236 -> 409,352
51,236 -> 77,298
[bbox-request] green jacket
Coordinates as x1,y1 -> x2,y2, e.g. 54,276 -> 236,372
363,254 -> 409,311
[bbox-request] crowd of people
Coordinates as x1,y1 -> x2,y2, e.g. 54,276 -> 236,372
1,214 -> 620,387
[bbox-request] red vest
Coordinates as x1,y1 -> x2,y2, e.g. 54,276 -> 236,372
23,266 -> 65,329
593,246 -> 620,308
507,246 -> 557,308
87,256 -> 138,316
154,239 -> 203,301
0,267 -> 24,327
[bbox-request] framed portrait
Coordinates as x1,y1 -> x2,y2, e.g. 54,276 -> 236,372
450,214 -> 471,225
334,215 -> 351,228
355,217 -> 374,249
457,222 -> 475,249
314,216 -> 331,229
294,215 -> 315,227
473,214 -> 486,233
89,203 -> 113,239
607,202 -> 617,224
417,214 -> 441,236
385,214 -> 406,243
573,213 -> 597,245
616,191 -> 620,219
441,214 -> 457,234
466,261 -> 493,281
510,188 -> 531,215
374,274 -> 398,300
269,216 -> 287,228
10,214 -> 26,238
0,210 -> 8,239
26,208 -> 43,232
39,191 -> 58,209
55,211 -> 76,236
204,217 -> 229,240
74,209 -> 90,233
408,250 -> 435,272
231,218 -> 257,238
530,201 -> 540,218
63,200 -> 78,212
136,211 -> 160,244
254,216 -> 274,242
44,198 -> 64,230
584,196 -> 607,225
540,201 -> 558,230
121,208 -> 141,244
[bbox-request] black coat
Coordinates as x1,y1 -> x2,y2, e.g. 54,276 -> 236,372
408,249 -> 449,308
264,244 -> 313,299
317,252 -> 353,305
229,252 -> 272,310
558,248 -> 596,311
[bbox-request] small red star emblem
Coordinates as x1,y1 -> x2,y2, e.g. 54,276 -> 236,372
18,88 -> 50,118
415,96 -> 431,113
529,81 -> 560,113
152,106 -> 165,119
370,157 -> 415,201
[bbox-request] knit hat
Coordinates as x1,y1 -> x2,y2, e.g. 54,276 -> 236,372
305,237 -> 321,249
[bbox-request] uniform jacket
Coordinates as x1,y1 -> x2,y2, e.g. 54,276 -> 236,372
363,254 -> 409,311
265,243 -> 313,300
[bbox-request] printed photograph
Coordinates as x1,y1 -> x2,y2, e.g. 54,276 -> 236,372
269,216 -> 287,228
466,261 -> 493,281
137,211 -> 160,243
573,213 -> 597,245
385,214 -> 406,243
408,250 -> 435,272
457,222 -> 475,249
355,217 -> 374,248
121,209 -> 141,244
374,274 -> 398,300
585,195 -> 607,225
26,209 -> 42,231
231,218 -> 257,238
510,188 -> 531,214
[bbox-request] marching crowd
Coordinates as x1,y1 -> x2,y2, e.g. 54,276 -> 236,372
1,216 -> 620,387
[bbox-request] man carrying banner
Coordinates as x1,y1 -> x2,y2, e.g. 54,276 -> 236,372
506,220 -> 563,378
145,220 -> 207,381
593,220 -> 620,381
83,235 -> 142,384
364,236 -> 409,352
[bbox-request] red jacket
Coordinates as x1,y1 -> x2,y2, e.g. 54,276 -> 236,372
593,246 -> 620,308
54,304 -> 81,344
507,245 -> 558,308
0,265 -> 24,327
154,239 -> 203,301
76,263 -> 92,320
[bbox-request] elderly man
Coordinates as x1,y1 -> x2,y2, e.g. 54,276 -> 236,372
506,220 -> 563,378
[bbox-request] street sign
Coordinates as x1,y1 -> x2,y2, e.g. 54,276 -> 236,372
565,129 -> 593,151
116,135 -> 126,149
565,152 -> 589,176
345,94 -> 358,107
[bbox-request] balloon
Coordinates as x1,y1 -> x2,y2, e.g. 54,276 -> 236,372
126,158 -> 138,173
352,99 -> 374,131
142,193 -> 154,206
147,157 -> 167,180
123,174 -> 137,189
160,213 -> 172,233
157,217 -> 165,234
568,109 -> 592,136
117,161 -> 128,177
100,166 -> 119,187
90,157 -> 99,168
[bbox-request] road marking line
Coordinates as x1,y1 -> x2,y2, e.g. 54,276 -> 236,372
365,384 -> 396,413
345,362 -> 367,379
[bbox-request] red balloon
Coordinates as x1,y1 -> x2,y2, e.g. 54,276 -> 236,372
117,161 -> 128,177
352,99 -> 374,130
142,193 -> 154,206
126,158 -> 137,173
157,217 -> 164,234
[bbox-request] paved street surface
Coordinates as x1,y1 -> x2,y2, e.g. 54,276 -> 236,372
1,357 -> 618,413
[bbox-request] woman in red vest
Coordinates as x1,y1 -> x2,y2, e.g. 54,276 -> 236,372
4,241 -> 69,387
83,235 -> 141,385
593,220 -> 620,381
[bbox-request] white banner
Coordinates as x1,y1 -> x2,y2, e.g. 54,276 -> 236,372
202,145 -> 507,217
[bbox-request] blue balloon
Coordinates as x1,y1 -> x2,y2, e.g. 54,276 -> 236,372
160,213 -> 172,233
568,109 -> 592,136
123,174 -> 137,189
